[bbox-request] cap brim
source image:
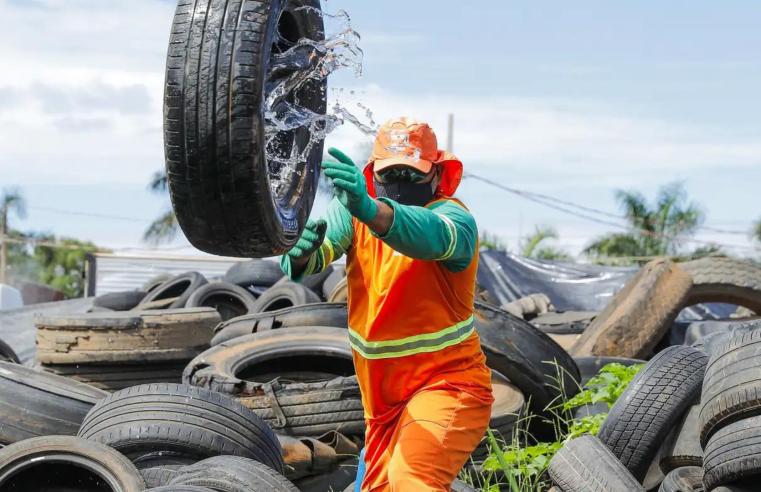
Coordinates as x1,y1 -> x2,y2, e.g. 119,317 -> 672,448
374,157 -> 433,173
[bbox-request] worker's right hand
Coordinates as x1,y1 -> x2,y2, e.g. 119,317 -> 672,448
287,219 -> 328,265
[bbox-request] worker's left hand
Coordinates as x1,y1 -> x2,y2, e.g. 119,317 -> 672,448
322,148 -> 377,223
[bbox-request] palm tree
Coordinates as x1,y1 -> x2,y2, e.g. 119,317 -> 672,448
479,230 -> 509,252
143,170 -> 179,245
521,225 -> 572,261
754,218 -> 761,243
584,182 -> 704,263
1,189 -> 26,283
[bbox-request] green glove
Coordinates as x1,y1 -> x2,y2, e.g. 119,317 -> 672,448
322,148 -> 378,223
287,219 -> 327,264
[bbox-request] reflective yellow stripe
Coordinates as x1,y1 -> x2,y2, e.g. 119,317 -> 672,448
435,213 -> 457,261
348,315 -> 475,360
317,237 -> 334,272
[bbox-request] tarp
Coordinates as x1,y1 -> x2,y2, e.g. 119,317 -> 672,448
477,250 -> 736,320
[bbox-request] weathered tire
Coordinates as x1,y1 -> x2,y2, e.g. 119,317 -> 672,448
0,361 -> 108,444
548,435 -> 645,492
42,361 -> 187,391
700,329 -> 761,447
140,273 -> 174,293
141,466 -> 183,488
703,415 -> 761,490
211,302 -> 348,345
134,452 -> 197,470
343,479 -> 476,492
78,383 -> 284,474
597,346 -> 708,481
225,260 -> 286,289
658,466 -> 703,492
320,265 -> 346,300
0,339 -> 19,363
150,487 -> 217,492
660,403 -> 703,474
250,282 -> 321,313
164,0 -> 327,257
168,456 -> 298,492
474,301 -> 580,435
35,308 -> 220,364
471,372 -> 525,461
137,272 -> 208,309
93,290 -> 147,311
680,257 -> 761,314
574,356 -> 645,385
531,311 -> 597,335
328,276 -> 349,303
186,282 -> 258,321
0,436 -> 145,491
571,258 -> 693,358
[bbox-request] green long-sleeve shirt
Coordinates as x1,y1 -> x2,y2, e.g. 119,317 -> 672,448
280,197 -> 478,280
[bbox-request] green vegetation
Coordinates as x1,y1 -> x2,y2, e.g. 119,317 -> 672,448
521,225 -> 572,262
754,218 -> 761,244
480,231 -> 509,252
144,170 -> 179,245
463,361 -> 643,492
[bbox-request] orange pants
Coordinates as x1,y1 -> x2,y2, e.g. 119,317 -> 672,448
361,385 -> 493,492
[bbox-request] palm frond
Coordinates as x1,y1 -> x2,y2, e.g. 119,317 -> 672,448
1,188 -> 26,219
753,218 -> 761,243
143,210 -> 179,245
148,171 -> 169,194
521,225 -> 559,258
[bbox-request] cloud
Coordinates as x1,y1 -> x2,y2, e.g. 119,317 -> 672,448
53,116 -> 113,133
32,81 -> 152,115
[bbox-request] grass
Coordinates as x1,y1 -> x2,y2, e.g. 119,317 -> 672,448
460,361 -> 644,492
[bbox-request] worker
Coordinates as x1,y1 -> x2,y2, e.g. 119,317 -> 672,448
281,117 -> 493,492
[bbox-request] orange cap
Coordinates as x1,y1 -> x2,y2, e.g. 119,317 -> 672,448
364,116 -> 465,198
371,117 -> 437,173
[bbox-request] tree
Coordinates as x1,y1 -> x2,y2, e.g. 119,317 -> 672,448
584,182 -> 704,263
1,188 -> 27,283
521,225 -> 573,261
143,170 -> 179,245
34,237 -> 99,299
754,218 -> 761,243
479,231 -> 509,252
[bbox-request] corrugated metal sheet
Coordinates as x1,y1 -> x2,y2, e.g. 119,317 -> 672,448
93,253 -> 267,295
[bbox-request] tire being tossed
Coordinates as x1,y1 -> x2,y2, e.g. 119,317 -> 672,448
572,258 -> 693,359
680,257 -> 761,315
597,346 -> 708,482
548,434 -> 645,492
0,361 -> 108,444
164,0 -> 327,257
211,302 -> 348,345
0,435 -> 145,491
168,455 -> 298,492
77,383 -> 285,475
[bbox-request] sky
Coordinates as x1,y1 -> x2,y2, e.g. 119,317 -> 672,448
1,0 -> 759,258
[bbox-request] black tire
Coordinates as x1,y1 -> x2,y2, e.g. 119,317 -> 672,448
298,265 -> 335,300
164,0 -> 327,257
548,435 -> 645,492
327,276 -> 349,302
42,361 -> 187,391
186,282 -> 258,321
250,282 -> 322,313
141,273 -> 175,293
680,257 -> 761,314
530,311 -> 597,335
93,290 -> 148,311
473,301 -> 581,437
186,326 -> 355,389
597,346 -> 708,482
572,258 -> 693,358
211,302 -> 348,345
700,329 -> 761,447
660,404 -> 702,474
137,272 -> 208,309
141,466 -> 183,488
150,487 -> 216,492
0,361 -> 108,444
703,415 -> 761,490
690,330 -> 733,356
225,260 -> 286,289
321,266 -> 346,300
35,308 -> 220,364
78,383 -> 285,474
0,339 -> 19,363
134,451 -> 198,470
573,356 -> 645,385
168,455 -> 298,492
0,436 -> 145,491
342,479 -> 476,492
658,467 -> 703,492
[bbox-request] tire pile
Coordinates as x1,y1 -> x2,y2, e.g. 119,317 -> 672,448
548,319 -> 761,492
0,259 -> 587,491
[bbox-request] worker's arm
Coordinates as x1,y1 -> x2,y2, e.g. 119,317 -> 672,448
280,198 -> 354,281
370,198 -> 477,272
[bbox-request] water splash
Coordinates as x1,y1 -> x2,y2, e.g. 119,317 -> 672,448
265,6 -> 379,196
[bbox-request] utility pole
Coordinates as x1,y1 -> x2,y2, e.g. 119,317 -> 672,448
446,113 -> 454,153
1,205 -> 7,284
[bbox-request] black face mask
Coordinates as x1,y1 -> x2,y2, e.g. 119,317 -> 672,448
373,178 -> 435,207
